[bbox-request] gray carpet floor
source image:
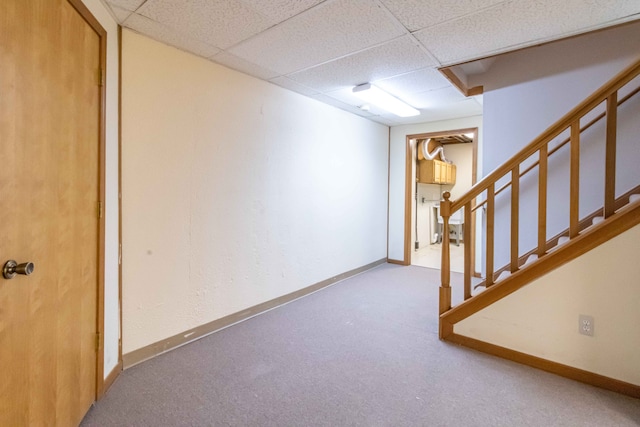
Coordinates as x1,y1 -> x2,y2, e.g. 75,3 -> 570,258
82,264 -> 640,426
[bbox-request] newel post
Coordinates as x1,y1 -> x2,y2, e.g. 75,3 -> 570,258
439,192 -> 452,316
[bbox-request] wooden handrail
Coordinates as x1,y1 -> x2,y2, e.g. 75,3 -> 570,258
476,182 -> 640,289
471,83 -> 640,213
454,58 -> 640,214
437,57 -> 640,337
441,201 -> 640,326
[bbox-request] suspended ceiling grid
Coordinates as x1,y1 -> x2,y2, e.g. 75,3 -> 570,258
104,0 -> 640,126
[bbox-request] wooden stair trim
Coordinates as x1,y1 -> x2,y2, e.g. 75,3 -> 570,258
483,183 -> 640,285
451,58 -> 640,214
471,84 -> 640,213
444,333 -> 640,399
441,201 -> 640,325
439,67 -> 484,97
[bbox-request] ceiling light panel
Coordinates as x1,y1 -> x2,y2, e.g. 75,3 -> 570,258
378,98 -> 481,124
124,14 -> 221,58
320,88 -> 395,117
211,52 -> 280,80
287,36 -> 437,93
137,0 -> 272,49
228,0 -> 406,75
380,0 -> 505,32
107,0 -> 146,12
239,0 -> 325,24
414,0 -> 640,65
353,84 -> 419,117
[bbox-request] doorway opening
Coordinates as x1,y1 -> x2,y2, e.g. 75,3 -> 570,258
403,128 -> 478,274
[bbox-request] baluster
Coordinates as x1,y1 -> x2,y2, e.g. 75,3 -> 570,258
538,145 -> 548,256
439,192 -> 452,315
464,201 -> 472,300
486,185 -> 495,287
605,92 -> 617,218
510,166 -> 519,272
570,121 -> 580,237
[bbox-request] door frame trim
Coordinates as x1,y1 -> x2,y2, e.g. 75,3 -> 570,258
403,128 -> 479,270
66,0 -> 109,400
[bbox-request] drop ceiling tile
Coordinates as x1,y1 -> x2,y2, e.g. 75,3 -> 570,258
240,0 -> 325,24
137,0 -> 272,49
124,14 -> 221,59
310,93 -> 376,118
380,0 -> 506,32
376,112 -> 425,125
414,0 -> 640,65
108,4 -> 133,23
212,52 -> 280,80
420,99 -> 483,122
368,115 -> 399,126
371,96 -> 481,126
374,67 -> 450,95
107,0 -> 146,12
229,0 -> 406,75
403,86 -> 466,109
269,77 -> 319,96
287,36 -> 437,93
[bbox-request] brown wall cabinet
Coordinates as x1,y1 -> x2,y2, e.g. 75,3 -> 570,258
417,159 -> 457,185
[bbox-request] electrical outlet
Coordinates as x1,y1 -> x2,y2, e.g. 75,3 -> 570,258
579,314 -> 594,337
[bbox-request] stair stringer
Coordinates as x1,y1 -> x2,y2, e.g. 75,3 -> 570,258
440,199 -> 640,332
438,201 -> 640,398
482,184 -> 640,290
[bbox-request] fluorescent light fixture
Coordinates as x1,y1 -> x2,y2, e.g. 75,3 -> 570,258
464,133 -> 474,139
352,83 -> 419,117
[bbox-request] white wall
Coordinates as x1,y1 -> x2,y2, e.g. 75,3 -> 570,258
480,22 -> 640,270
457,223 -> 640,386
80,0 -> 120,378
121,31 -> 389,354
388,116 -> 483,262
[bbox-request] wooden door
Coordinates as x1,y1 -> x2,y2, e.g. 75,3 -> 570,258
0,0 -> 101,425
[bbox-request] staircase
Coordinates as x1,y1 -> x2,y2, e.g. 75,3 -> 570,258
436,58 -> 640,395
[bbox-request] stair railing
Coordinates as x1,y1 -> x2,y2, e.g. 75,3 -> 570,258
439,58 -> 640,323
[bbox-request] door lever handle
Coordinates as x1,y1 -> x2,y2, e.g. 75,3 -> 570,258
3,260 -> 35,279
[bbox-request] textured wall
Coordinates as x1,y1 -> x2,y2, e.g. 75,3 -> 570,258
121,31 -> 389,354
457,223 -> 640,385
